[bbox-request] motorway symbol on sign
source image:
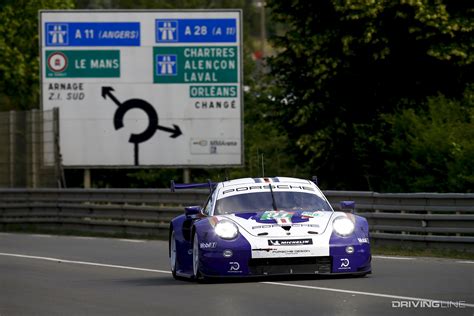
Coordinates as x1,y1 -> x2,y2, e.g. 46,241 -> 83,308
156,55 -> 177,75
156,21 -> 178,42
47,24 -> 69,45
102,86 -> 182,166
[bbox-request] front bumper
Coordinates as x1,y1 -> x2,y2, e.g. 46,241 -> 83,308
197,231 -> 372,277
199,249 -> 371,277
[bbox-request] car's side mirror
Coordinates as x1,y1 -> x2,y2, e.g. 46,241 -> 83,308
185,206 -> 201,217
340,201 -> 355,213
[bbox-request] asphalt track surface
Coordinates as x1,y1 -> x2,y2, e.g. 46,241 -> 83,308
0,233 -> 472,316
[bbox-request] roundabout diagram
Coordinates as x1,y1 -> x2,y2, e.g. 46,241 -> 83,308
102,86 -> 182,165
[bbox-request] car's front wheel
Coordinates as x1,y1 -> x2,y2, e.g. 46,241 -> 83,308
192,231 -> 202,280
169,230 -> 178,279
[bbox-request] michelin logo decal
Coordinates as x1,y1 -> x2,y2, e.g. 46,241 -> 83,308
268,239 -> 313,246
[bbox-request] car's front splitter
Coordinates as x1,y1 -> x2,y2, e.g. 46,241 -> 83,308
198,245 -> 371,278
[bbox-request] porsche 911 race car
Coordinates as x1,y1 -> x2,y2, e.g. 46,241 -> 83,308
169,177 -> 371,280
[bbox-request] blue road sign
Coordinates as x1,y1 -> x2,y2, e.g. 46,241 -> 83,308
45,22 -> 140,46
155,19 -> 236,43
155,55 -> 178,76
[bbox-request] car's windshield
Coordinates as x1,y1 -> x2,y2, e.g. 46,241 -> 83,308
214,191 -> 332,215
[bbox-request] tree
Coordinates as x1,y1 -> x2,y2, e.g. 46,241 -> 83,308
0,0 -> 75,111
265,0 -> 473,190
384,87 -> 474,192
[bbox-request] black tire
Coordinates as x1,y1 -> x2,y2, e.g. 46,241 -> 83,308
192,231 -> 202,281
169,230 -> 179,279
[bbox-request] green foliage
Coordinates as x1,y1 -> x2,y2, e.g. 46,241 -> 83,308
265,0 -> 473,190
0,0 -> 75,111
3,0 -> 471,191
225,87 -> 311,179
384,87 -> 474,192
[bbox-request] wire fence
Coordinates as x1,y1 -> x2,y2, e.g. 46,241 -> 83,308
0,109 -> 62,188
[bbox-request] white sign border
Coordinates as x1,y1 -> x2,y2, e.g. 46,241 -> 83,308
38,9 -> 244,169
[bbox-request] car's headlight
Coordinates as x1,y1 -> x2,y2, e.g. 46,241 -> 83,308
332,216 -> 355,237
214,221 -> 239,240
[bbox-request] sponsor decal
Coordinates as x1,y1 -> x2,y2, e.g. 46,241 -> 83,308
228,261 -> 241,273
268,239 -> 313,246
252,224 -> 280,229
339,258 -> 351,270
221,184 -> 315,195
358,237 -> 370,244
252,223 -> 319,229
200,242 -> 217,249
292,223 -> 320,228
261,211 -> 294,224
269,249 -> 311,255
301,211 -> 323,218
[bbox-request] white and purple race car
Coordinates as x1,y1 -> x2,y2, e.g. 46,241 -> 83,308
169,177 -> 371,280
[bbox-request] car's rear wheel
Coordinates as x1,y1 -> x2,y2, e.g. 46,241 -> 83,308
192,231 -> 202,280
170,230 -> 178,279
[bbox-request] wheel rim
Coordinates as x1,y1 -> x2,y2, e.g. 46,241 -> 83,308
193,233 -> 199,277
170,231 -> 176,272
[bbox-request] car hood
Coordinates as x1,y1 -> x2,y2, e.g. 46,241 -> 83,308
219,210 -> 335,237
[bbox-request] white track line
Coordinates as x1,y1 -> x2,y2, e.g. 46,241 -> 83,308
372,255 -> 415,260
0,252 -> 472,308
118,239 -> 146,243
0,252 -> 171,274
261,282 -> 474,308
456,261 -> 474,264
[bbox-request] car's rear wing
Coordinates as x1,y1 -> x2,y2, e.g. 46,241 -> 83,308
170,179 -> 216,193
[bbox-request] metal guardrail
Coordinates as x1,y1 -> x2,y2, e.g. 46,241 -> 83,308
0,189 -> 473,251
323,191 -> 474,251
